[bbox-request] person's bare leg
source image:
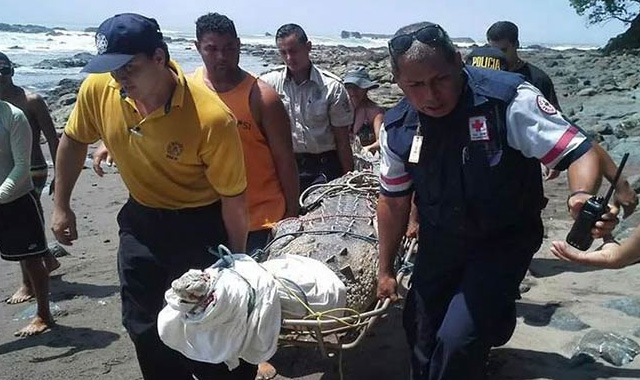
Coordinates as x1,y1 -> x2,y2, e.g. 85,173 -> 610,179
14,256 -> 54,337
256,362 -> 277,380
6,251 -> 59,304
5,262 -> 34,304
43,250 -> 60,273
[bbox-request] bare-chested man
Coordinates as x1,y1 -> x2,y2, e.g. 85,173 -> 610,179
0,52 -> 60,305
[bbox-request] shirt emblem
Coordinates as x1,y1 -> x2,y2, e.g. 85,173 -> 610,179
469,116 -> 490,141
536,95 -> 557,115
166,142 -> 184,161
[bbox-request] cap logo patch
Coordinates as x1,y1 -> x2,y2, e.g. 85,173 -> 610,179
96,33 -> 109,55
536,95 -> 557,115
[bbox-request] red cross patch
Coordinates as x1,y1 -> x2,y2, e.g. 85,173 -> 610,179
536,95 -> 557,115
469,116 -> 489,141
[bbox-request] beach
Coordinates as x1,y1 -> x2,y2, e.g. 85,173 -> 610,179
1,27 -> 640,380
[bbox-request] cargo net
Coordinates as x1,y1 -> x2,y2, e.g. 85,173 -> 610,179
257,170 -> 415,356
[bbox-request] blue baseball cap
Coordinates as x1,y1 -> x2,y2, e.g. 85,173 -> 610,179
82,13 -> 164,73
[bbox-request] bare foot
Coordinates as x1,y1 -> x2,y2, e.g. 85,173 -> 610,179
14,315 -> 53,337
5,285 -> 34,304
256,362 -> 277,380
44,254 -> 61,273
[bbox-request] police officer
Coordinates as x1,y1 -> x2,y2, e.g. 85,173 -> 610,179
260,24 -> 354,192
376,22 -> 618,380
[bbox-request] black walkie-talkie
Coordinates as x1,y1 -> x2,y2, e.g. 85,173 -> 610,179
566,153 -> 629,251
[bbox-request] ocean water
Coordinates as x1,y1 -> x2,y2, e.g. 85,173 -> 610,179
0,29 -> 274,92
0,27 -> 599,93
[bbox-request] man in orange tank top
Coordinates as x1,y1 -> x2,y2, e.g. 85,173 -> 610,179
193,13 -> 299,252
193,13 -> 299,380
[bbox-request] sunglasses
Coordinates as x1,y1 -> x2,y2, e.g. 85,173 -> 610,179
388,24 -> 447,56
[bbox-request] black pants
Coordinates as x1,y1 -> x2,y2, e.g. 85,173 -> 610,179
295,150 -> 342,192
247,229 -> 272,259
116,198 -> 257,380
404,220 -> 543,380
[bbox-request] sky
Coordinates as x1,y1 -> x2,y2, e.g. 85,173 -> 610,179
1,0 -> 633,46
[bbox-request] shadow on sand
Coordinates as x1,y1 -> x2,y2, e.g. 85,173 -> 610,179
271,305 -> 410,380
489,347 -> 640,380
0,324 -> 120,362
529,257 -> 602,279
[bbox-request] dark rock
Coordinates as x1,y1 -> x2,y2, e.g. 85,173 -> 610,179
597,124 -> 614,135
603,84 -> 624,92
548,309 -> 590,331
577,88 -> 597,96
35,52 -> 94,69
604,13 -> 640,54
265,32 -> 272,37
518,270 -> 537,294
604,297 -> 640,318
57,93 -> 77,106
565,77 -> 579,85
599,75 -> 617,87
0,23 -> 54,34
84,27 -> 99,33
451,37 -> 476,45
573,330 -> 640,366
623,75 -> 640,89
8,46 -> 24,50
46,31 -> 64,37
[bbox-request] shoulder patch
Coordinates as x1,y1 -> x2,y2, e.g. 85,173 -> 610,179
536,95 -> 557,115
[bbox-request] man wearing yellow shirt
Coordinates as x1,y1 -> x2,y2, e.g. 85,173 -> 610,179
51,14 -> 254,380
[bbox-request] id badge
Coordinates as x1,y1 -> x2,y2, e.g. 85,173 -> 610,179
408,135 -> 423,164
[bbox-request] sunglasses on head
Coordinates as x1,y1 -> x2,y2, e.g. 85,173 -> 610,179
388,24 -> 447,56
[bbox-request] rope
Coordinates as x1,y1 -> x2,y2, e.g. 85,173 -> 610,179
298,170 -> 379,211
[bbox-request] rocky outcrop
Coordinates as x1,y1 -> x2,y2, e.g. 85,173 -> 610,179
0,23 -> 55,34
35,52 -> 94,69
604,13 -> 640,54
46,78 -> 83,128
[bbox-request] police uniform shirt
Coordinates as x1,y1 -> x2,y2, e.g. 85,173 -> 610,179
515,62 -> 561,110
380,81 -> 590,197
260,65 -> 354,154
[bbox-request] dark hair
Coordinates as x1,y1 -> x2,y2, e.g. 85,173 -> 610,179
390,22 -> 458,72
486,21 -> 519,45
275,23 -> 308,44
142,41 -> 170,66
195,12 -> 238,41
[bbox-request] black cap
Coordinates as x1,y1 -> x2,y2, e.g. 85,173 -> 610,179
82,13 -> 164,73
465,46 -> 507,71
